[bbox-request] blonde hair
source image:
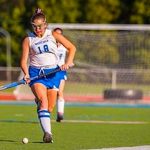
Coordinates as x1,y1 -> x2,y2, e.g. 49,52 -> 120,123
31,8 -> 46,23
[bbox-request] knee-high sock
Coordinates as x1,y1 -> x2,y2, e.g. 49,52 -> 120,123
38,109 -> 51,134
57,98 -> 65,115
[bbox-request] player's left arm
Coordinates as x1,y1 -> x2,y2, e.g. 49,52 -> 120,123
53,31 -> 76,70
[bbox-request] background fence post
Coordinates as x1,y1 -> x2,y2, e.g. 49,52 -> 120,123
112,70 -> 117,89
0,28 -> 11,81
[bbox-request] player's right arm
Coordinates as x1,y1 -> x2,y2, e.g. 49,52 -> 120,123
20,37 -> 30,83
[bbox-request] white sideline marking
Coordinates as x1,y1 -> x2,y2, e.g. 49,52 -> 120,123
55,120 -> 147,124
82,145 -> 150,150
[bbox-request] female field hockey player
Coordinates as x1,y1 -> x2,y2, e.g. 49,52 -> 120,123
20,8 -> 76,143
54,28 -> 68,122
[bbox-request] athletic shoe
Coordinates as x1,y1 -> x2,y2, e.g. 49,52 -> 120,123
56,114 -> 64,122
43,132 -> 53,143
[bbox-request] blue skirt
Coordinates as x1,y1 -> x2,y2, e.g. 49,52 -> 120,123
57,70 -> 67,81
29,66 -> 61,90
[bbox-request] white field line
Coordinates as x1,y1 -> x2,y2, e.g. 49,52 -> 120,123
0,118 -> 148,125
52,119 -> 148,124
82,145 -> 150,150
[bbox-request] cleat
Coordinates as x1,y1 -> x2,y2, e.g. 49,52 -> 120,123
43,132 -> 53,143
56,114 -> 63,122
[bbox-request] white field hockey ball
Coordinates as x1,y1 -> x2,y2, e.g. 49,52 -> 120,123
22,137 -> 29,144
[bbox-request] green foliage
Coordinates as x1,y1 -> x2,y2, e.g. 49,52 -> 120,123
37,0 -> 80,23
84,0 -> 121,23
130,0 -> 150,24
134,49 -> 150,68
0,0 -> 26,66
0,0 -> 149,67
0,38 -> 7,65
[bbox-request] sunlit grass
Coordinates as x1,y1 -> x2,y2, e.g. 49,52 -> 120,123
0,104 -> 150,150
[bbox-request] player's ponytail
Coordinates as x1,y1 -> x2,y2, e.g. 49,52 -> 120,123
31,8 -> 46,23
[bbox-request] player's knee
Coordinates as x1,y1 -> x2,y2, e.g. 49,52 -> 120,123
36,98 -> 48,109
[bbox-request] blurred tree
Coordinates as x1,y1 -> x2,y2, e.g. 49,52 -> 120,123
79,0 -> 121,23
36,0 -> 80,23
0,0 -> 26,66
134,49 -> 150,69
0,0 -> 149,68
117,0 -> 134,24
130,0 -> 150,24
0,0 -> 80,67
117,0 -> 150,24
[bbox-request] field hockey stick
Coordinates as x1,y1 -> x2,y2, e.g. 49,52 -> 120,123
0,64 -> 74,91
29,63 -> 74,81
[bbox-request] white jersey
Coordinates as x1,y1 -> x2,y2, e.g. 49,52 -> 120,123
57,44 -> 67,66
28,29 -> 58,68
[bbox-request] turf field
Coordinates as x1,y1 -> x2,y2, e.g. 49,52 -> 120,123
0,101 -> 150,150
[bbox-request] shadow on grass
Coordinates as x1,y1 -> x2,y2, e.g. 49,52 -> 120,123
0,119 -> 38,124
0,139 -> 18,143
0,139 -> 45,144
31,141 -> 45,144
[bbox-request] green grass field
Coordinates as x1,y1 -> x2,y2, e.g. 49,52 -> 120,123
0,102 -> 150,150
